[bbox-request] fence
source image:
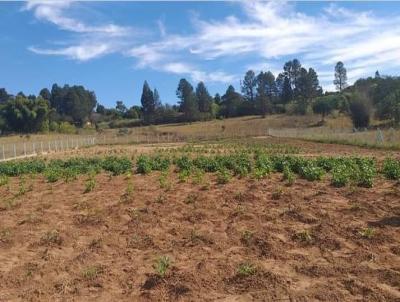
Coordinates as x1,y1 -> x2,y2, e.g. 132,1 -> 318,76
0,137 -> 96,162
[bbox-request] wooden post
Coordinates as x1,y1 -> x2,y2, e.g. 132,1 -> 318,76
2,145 -> 5,160
13,144 -> 16,158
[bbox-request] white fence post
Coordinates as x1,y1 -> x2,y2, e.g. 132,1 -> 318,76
13,144 -> 16,158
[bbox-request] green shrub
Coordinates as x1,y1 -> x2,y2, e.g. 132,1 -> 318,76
299,163 -> 325,181
382,158 -> 400,180
136,155 -> 152,174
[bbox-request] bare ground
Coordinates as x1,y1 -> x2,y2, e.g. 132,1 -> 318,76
0,168 -> 399,301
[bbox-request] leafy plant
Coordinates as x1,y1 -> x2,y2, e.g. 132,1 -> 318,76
216,168 -> 232,184
153,256 -> 171,277
237,262 -> 256,277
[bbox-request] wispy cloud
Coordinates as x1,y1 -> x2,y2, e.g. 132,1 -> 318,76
26,1 -> 400,88
25,0 -> 132,61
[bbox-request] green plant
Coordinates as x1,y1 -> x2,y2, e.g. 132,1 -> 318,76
295,230 -> 312,243
216,168 -> 232,184
282,165 -> 295,185
359,227 -> 375,239
237,262 -> 256,277
178,169 -> 191,183
300,163 -> 325,181
382,158 -> 400,180
84,175 -> 96,193
0,175 -> 9,186
154,256 -> 171,277
159,171 -> 171,190
331,164 -> 351,187
82,265 -> 102,280
241,230 -> 254,245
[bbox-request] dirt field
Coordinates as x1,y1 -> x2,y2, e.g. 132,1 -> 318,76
0,138 -> 399,301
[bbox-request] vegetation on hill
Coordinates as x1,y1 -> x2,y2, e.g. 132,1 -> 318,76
1,59 -> 399,134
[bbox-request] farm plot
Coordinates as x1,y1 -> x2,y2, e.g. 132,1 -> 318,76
0,141 -> 399,301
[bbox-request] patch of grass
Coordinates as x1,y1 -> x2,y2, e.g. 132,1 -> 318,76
241,230 -> 254,245
216,168 -> 232,184
359,227 -> 375,239
153,256 -> 171,278
84,175 -> 96,193
237,262 -> 256,277
82,265 -> 103,280
295,230 -> 313,243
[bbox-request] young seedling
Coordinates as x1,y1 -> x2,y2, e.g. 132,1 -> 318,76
153,256 -> 171,278
359,227 -> 375,239
237,262 -> 256,277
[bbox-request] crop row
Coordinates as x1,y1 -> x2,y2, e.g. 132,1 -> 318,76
0,154 -> 399,187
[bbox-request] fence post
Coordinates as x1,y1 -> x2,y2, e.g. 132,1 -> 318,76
23,143 -> 26,156
13,144 -> 16,158
2,145 -> 4,160
41,141 -> 43,153
48,141 -> 51,152
33,142 -> 35,154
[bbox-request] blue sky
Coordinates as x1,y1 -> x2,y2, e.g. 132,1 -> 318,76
1,1 -> 400,108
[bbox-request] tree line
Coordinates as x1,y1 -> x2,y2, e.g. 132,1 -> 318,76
0,59 -> 399,133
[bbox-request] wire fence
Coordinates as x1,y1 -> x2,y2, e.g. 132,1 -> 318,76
0,137 -> 96,162
1,126 -> 397,162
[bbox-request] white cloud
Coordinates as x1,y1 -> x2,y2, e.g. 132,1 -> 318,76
26,0 -> 132,61
29,44 -> 114,61
25,1 -> 400,88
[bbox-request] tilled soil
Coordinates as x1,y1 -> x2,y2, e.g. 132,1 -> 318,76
0,172 -> 399,301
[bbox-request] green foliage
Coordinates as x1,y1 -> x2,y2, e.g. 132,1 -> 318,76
153,256 -> 171,278
0,175 -> 9,186
0,95 -> 50,133
282,165 -> 295,185
136,155 -> 153,174
237,263 -> 256,277
216,168 -> 232,184
382,158 -> 400,180
102,156 -> 132,175
331,164 -> 351,187
299,162 -> 325,181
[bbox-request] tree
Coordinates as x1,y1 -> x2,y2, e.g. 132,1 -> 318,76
281,76 -> 293,104
349,93 -> 370,129
39,88 -> 51,101
296,68 -> 322,114
196,82 -> 213,114
96,104 -> 106,114
256,71 -> 276,117
221,85 -> 243,118
380,89 -> 400,124
241,70 -> 257,102
283,59 -> 302,96
312,96 -> 337,122
334,61 -> 348,92
116,101 -> 127,117
153,88 -> 161,109
141,81 -> 155,123
176,78 -> 199,122
375,70 -> 381,79
49,84 -> 96,124
214,93 -> 221,105
0,95 -> 50,133
0,88 -> 9,103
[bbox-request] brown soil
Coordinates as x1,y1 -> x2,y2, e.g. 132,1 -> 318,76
1,169 -> 399,302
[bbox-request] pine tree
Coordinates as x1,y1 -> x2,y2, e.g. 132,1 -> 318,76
141,81 -> 155,123
196,82 -> 212,113
241,70 -> 257,102
334,61 -> 348,91
176,79 -> 199,122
